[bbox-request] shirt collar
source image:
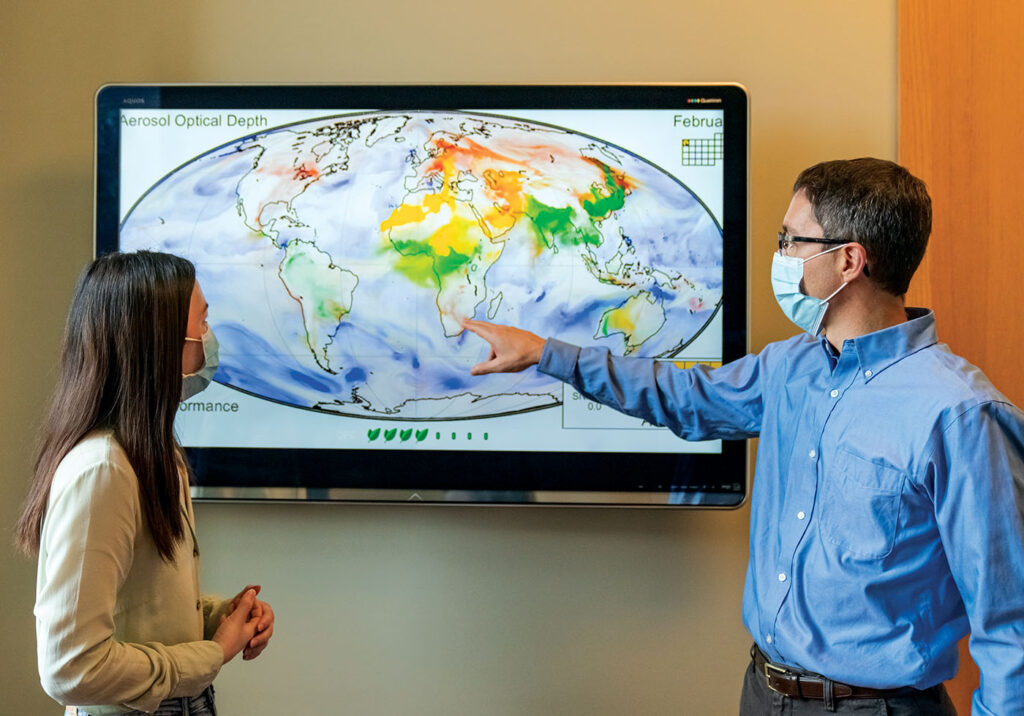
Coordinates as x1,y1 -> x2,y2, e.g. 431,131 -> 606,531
820,307 -> 938,382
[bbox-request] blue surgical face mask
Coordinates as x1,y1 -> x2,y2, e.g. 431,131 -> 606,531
771,245 -> 848,336
181,327 -> 219,401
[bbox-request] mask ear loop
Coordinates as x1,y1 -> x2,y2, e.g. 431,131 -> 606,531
823,281 -> 847,302
183,335 -> 205,377
816,241 -> 871,277
801,243 -> 847,265
804,243 -> 854,301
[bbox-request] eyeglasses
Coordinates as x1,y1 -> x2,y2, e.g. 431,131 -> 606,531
776,232 -> 850,256
776,232 -> 871,276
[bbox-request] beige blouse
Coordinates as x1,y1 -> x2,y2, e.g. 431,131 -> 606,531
35,431 -> 227,715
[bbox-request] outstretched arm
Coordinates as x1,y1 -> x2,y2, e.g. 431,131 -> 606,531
462,319 -> 764,441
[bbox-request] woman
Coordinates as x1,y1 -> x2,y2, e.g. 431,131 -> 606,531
16,251 -> 274,715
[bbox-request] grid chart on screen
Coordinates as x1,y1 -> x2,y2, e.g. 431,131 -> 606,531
681,133 -> 724,166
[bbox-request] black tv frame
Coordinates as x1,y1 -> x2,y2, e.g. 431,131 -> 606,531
96,83 -> 749,507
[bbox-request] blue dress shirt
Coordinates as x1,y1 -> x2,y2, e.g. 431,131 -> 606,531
538,308 -> 1024,714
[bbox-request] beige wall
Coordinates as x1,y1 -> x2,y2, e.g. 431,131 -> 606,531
0,1 -> 896,712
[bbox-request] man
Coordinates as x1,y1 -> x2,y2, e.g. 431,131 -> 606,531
462,159 -> 1024,714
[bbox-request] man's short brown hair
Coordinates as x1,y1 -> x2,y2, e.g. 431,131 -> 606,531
794,158 -> 931,296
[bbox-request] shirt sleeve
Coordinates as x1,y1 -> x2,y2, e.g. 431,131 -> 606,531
538,337 -> 764,440
35,457 -> 223,712
927,402 -> 1024,715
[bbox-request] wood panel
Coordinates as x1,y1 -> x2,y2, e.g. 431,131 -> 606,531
900,0 -> 1024,711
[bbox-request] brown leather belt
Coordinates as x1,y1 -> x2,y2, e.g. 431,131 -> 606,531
751,644 -> 916,700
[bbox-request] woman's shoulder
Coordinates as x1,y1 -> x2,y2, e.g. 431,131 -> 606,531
52,430 -> 137,495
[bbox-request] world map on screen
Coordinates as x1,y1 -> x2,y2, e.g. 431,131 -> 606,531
121,111 -> 723,420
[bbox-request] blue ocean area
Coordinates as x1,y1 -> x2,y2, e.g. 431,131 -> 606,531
344,367 -> 367,383
213,321 -> 336,404
647,284 -> 674,303
442,377 -> 466,391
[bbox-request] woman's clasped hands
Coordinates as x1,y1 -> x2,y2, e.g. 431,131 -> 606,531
211,585 -> 275,664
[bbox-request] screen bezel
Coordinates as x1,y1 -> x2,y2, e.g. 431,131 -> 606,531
95,83 -> 749,508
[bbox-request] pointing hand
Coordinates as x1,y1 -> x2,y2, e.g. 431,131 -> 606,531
461,319 -> 546,375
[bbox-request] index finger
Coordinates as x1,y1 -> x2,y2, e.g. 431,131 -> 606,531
463,319 -> 511,347
460,317 -> 491,336
231,584 -> 261,609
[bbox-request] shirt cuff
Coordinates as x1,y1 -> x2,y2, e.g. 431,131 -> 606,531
168,640 -> 224,699
537,338 -> 581,381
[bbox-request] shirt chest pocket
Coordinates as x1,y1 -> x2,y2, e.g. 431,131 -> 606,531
818,449 -> 905,560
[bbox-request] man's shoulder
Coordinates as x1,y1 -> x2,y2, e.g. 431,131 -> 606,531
892,343 -> 1023,434
906,342 -> 1010,401
722,333 -> 824,383
754,332 -> 821,367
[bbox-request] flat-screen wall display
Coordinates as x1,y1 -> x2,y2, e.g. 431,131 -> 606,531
96,84 -> 749,506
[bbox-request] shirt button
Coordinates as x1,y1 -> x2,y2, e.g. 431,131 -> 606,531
778,572 -> 787,582
864,369 -> 873,378
829,389 -> 839,398
797,511 -> 806,520
808,449 -> 816,458
765,635 -> 773,644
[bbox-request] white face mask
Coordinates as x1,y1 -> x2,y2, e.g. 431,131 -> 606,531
181,327 -> 219,401
771,244 -> 848,336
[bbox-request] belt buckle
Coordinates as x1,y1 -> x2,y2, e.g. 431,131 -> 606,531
763,660 -> 789,694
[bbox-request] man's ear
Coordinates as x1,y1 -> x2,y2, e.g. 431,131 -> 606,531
841,242 -> 870,281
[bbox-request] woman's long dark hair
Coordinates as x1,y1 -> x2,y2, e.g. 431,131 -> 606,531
16,251 -> 195,562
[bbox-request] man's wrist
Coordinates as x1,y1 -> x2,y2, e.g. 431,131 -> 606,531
536,337 -> 579,380
530,336 -> 546,367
